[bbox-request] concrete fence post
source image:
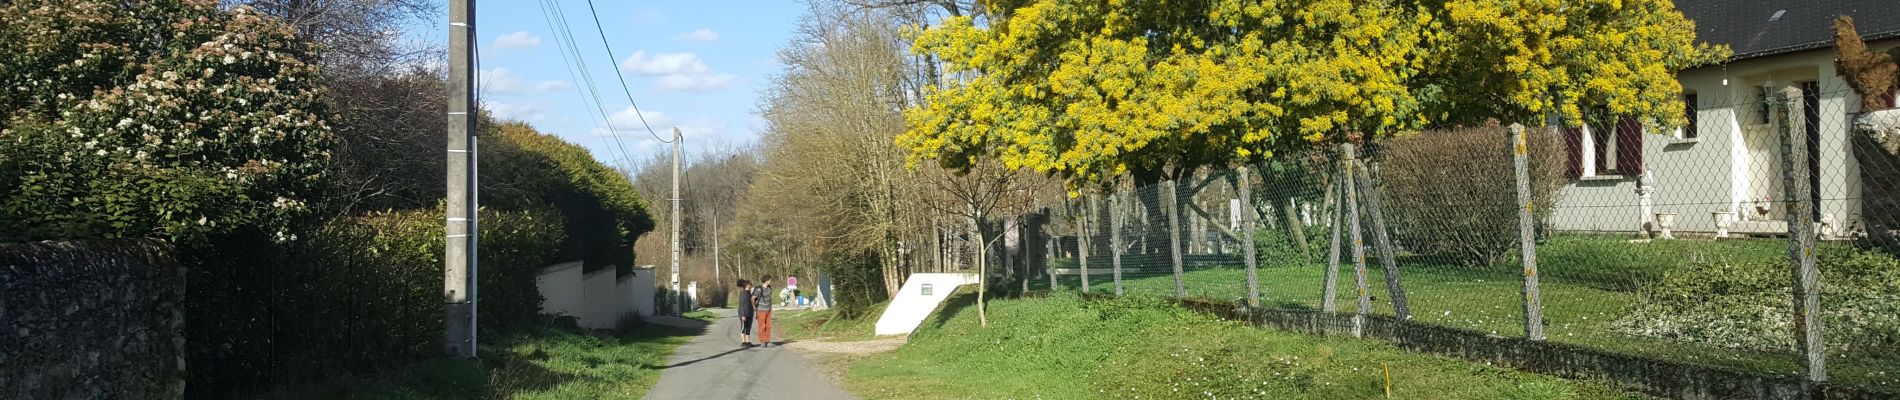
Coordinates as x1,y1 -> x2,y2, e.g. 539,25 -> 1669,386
1343,144 -> 1370,337
1510,124 -> 1546,341
1353,155 -> 1411,320
1165,179 -> 1188,299
1111,188 -> 1126,296
1239,166 -> 1261,308
1080,194 -> 1094,293
1323,161 -> 1344,313
1774,84 -> 1826,388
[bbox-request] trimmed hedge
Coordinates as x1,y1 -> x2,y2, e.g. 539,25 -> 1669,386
187,207 -> 564,394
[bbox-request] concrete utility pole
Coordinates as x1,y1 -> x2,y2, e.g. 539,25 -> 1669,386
713,215 -> 721,305
443,0 -> 477,359
670,128 -> 684,314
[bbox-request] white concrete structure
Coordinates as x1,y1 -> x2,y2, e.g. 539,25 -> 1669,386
535,261 -> 584,318
874,273 -> 980,336
535,262 -> 656,330
1548,2 -> 1898,238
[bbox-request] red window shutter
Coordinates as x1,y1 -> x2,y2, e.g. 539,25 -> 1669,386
1615,116 -> 1644,174
1563,126 -> 1583,178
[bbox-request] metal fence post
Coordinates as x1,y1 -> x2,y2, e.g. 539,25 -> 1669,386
1774,85 -> 1826,387
1239,166 -> 1261,308
1344,144 -> 1370,337
1511,124 -> 1546,341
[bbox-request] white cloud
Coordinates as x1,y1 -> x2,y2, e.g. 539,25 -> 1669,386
493,31 -> 541,49
618,51 -> 738,92
596,107 -> 730,145
676,28 -> 720,43
533,80 -> 573,92
479,68 -> 571,95
485,99 -> 554,122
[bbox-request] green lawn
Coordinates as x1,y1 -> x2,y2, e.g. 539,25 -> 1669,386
776,302 -> 890,342
272,322 -> 696,400
1028,235 -> 1900,390
842,291 -> 1640,399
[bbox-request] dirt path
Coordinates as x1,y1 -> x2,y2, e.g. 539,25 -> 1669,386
644,308 -> 857,400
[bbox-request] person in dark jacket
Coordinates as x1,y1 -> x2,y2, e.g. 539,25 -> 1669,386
754,275 -> 775,348
736,279 -> 755,347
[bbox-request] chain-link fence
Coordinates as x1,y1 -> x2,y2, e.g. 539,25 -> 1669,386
1004,82 -> 1900,392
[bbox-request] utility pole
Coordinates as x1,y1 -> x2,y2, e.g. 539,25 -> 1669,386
669,128 -> 683,314
442,0 -> 477,359
713,215 -> 721,305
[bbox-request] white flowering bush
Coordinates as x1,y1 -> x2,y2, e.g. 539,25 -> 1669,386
1616,247 -> 1900,354
0,0 -> 331,242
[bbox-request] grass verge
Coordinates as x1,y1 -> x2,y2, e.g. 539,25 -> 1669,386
842,291 -> 1638,399
272,321 -> 697,400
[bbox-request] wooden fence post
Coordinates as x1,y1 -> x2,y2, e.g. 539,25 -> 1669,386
1344,144 -> 1370,337
1353,157 -> 1412,320
1165,179 -> 1187,299
1774,85 -> 1826,387
1511,124 -> 1546,341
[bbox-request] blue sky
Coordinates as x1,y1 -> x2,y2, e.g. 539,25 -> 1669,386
470,1 -> 805,168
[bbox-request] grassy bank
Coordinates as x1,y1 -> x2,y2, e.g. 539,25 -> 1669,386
273,322 -> 697,400
840,291 -> 1637,399
1027,235 -> 1899,390
776,302 -> 890,342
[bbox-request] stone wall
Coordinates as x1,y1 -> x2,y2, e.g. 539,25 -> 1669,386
1,239 -> 186,400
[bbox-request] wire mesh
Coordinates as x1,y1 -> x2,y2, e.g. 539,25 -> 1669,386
1003,81 -> 1900,391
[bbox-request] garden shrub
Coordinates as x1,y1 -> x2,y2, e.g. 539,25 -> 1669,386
1253,224 -> 1329,267
1616,247 -> 1900,354
820,250 -> 888,319
1375,124 -> 1567,266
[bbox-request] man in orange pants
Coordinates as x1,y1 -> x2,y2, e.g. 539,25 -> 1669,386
752,274 -> 775,348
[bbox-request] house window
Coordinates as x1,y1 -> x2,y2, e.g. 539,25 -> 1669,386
1682,93 -> 1698,139
1757,86 -> 1773,124
1564,116 -> 1644,178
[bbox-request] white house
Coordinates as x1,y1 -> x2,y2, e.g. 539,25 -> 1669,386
1548,0 -> 1900,239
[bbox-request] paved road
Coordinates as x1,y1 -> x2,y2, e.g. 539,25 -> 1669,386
646,308 -> 856,400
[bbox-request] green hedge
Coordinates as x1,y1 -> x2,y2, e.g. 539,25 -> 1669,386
482,122 -> 654,270
188,207 -> 564,393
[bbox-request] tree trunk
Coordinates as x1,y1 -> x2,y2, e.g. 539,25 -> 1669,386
1165,179 -> 1187,299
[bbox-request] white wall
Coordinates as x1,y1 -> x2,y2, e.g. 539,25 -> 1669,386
535,262 -> 584,318
535,262 -> 656,330
580,268 -> 619,330
620,268 -> 656,317
874,273 -> 979,336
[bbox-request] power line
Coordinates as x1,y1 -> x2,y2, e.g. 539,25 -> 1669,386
537,0 -> 638,167
583,0 -> 671,144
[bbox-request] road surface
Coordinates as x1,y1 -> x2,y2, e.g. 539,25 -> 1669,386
645,308 -> 856,400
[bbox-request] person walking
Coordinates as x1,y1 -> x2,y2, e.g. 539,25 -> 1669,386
753,275 -> 775,348
735,279 -> 755,347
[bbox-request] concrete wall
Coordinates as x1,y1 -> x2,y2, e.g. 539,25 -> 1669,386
1,239 -> 186,400
535,262 -> 654,330
875,273 -> 980,336
535,261 -> 584,319
1551,47 -> 1879,237
580,268 -> 620,330
619,268 -> 656,317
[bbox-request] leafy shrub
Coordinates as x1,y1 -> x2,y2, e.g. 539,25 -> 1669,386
1616,247 -> 1900,354
0,1 -> 332,243
1254,224 -> 1330,267
820,250 -> 888,319
208,207 -> 563,387
1376,124 -> 1567,266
